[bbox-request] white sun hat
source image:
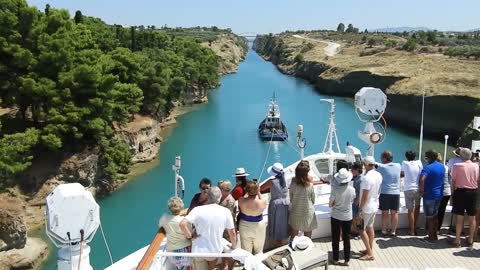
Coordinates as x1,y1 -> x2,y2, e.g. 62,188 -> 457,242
291,235 -> 314,251
334,168 -> 353,184
233,167 -> 250,177
267,162 -> 284,177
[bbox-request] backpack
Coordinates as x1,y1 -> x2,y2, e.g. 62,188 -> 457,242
262,249 -> 296,270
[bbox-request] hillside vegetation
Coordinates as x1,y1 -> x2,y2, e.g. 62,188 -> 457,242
255,29 -> 480,99
0,0 -> 232,190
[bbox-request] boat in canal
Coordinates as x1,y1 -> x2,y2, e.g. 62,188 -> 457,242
258,93 -> 288,141
44,87 -> 468,270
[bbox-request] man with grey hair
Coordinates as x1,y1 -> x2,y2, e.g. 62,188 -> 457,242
451,148 -> 479,248
180,186 -> 236,270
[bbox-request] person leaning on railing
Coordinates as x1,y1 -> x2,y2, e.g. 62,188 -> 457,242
159,197 -> 192,270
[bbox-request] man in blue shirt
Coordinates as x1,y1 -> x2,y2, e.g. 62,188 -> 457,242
376,151 -> 402,237
419,150 -> 445,242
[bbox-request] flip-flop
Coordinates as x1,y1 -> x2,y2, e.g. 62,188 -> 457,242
359,255 -> 375,261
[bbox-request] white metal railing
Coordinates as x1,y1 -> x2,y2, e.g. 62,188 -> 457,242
149,250 -> 256,270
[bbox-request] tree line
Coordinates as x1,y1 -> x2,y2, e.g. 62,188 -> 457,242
0,0 -> 220,189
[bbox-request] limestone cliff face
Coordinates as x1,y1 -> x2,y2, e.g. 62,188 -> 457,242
203,34 -> 248,74
115,115 -> 162,164
254,35 -> 479,142
0,209 -> 26,252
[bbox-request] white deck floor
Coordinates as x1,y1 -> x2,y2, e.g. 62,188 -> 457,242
309,229 -> 479,270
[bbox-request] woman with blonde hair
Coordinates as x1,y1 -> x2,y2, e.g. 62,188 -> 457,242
289,160 -> 317,238
159,197 -> 191,270
238,181 -> 267,254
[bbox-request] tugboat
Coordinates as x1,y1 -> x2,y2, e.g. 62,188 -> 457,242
258,93 -> 288,141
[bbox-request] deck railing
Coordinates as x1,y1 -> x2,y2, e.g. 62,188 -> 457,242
136,228 -> 166,270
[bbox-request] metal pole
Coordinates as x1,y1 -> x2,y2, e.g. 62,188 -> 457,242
443,135 -> 449,165
418,89 -> 425,161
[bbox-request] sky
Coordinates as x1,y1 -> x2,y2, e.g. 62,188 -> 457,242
27,0 -> 480,34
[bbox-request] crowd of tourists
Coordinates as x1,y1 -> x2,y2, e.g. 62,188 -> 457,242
158,147 -> 480,270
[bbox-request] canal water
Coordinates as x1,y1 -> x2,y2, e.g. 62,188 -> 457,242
41,48 -> 447,269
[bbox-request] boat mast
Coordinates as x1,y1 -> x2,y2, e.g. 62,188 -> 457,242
321,99 -> 341,154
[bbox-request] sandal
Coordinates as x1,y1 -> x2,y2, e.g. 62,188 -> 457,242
359,249 -> 368,255
359,255 -> 375,261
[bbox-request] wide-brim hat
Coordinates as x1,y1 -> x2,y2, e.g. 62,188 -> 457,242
334,168 -> 353,184
267,162 -> 284,176
291,236 -> 313,251
233,167 -> 249,177
452,147 -> 462,157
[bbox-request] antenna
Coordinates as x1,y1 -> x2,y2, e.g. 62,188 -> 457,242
46,183 -> 99,270
320,99 -> 341,154
354,87 -> 387,157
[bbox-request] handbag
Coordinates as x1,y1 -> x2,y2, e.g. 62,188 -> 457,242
262,249 -> 296,270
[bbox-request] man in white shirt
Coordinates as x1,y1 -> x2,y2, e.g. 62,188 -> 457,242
359,156 -> 382,261
180,187 -> 236,270
401,150 -> 423,236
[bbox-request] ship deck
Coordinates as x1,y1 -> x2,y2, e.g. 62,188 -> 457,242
307,229 -> 479,270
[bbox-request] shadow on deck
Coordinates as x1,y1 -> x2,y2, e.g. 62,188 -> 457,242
311,229 -> 479,270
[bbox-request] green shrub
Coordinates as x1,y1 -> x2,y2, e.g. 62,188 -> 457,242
294,53 -> 305,63
402,38 -> 417,51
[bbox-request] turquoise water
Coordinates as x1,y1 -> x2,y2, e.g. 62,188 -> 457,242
41,49 -> 448,269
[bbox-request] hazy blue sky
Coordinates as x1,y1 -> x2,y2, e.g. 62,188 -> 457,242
27,0 -> 479,34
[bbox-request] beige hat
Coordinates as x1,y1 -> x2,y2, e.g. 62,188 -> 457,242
363,156 -> 376,166
452,148 -> 462,157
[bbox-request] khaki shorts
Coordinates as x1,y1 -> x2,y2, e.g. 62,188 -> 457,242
361,212 -> 376,229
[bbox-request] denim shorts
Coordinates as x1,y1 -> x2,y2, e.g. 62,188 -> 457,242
423,199 -> 441,218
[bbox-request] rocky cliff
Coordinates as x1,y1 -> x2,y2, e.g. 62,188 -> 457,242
203,34 -> 248,75
254,34 -> 480,142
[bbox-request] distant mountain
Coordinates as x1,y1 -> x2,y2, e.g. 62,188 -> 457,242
370,27 -> 432,33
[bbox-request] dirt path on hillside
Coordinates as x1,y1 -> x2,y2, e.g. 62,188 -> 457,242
293,34 -> 341,57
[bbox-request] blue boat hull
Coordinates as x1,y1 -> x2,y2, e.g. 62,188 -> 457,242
258,119 -> 288,141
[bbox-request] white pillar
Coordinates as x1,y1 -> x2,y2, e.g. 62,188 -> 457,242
58,244 -> 93,270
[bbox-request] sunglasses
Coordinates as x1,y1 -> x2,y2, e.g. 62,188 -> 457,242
201,186 -> 210,191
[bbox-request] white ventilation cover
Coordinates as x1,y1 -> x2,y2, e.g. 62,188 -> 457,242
354,87 -> 387,116
46,183 -> 100,247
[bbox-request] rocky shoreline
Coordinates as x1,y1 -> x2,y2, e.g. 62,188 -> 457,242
0,34 -> 247,270
253,34 -> 480,144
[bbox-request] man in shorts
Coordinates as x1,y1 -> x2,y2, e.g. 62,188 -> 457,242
419,150 -> 445,242
358,156 -> 382,261
401,151 -> 423,235
377,151 -> 402,237
451,148 -> 479,248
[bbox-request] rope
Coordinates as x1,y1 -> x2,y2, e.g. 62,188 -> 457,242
257,131 -> 275,180
67,232 -> 73,270
100,221 -> 114,265
78,230 -> 84,270
272,128 -> 301,155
